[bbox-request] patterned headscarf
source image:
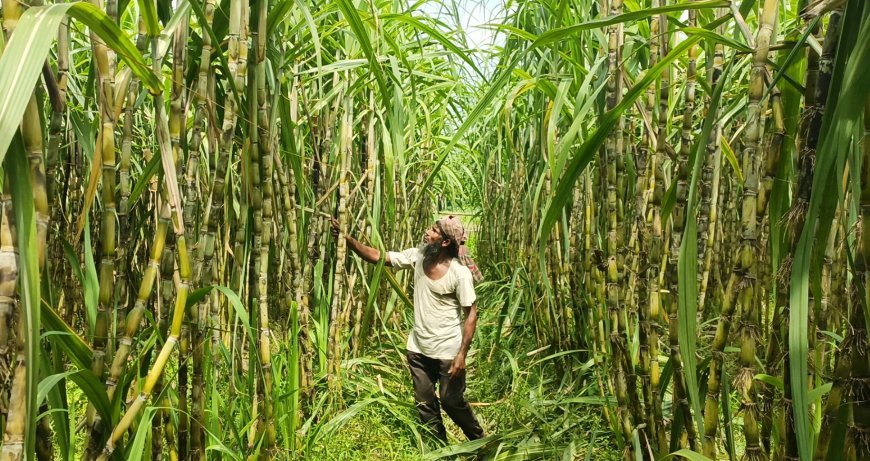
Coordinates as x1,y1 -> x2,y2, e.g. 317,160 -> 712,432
437,215 -> 484,284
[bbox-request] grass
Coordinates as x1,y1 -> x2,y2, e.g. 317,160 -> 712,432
309,405 -> 420,460
309,283 -> 621,460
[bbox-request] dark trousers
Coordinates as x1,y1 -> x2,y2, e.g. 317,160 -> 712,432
407,351 -> 485,442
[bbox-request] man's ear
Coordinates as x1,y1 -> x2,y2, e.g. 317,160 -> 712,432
441,238 -> 452,248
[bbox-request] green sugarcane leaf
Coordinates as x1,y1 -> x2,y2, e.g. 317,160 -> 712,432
722,365 -> 736,461
0,2 -> 158,175
422,428 -> 529,459
190,285 -> 257,352
681,27 -> 751,52
661,449 -> 716,461
719,136 -> 743,183
411,1 -> 730,213
763,15 -> 819,102
361,238 -> 385,341
334,0 -> 390,100
677,57 -> 730,444
382,268 -> 414,310
754,373 -> 784,390
205,444 -> 243,461
530,1 -> 729,51
660,355 -> 675,398
540,35 -> 704,254
125,407 -> 158,461
382,13 -> 485,80
37,370 -> 79,408
138,0 -> 160,36
128,151 -> 162,207
554,59 -> 608,175
82,219 -> 99,337
186,286 -> 214,307
41,300 -> 92,370
0,9 -> 67,163
539,396 -> 609,405
66,3 -> 158,91
40,348 -> 72,460
808,383 -> 832,402
68,368 -> 112,427
661,180 -> 678,224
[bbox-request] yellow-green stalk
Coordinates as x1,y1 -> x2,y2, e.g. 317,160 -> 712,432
734,2 -> 777,460
254,0 -> 276,451
328,97 -> 352,391
82,0 -> 119,451
698,31 -> 724,313
186,2 -> 215,457
0,183 -> 20,460
99,172 -> 191,459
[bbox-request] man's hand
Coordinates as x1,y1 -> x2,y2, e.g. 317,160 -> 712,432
329,217 -> 341,238
448,353 -> 466,378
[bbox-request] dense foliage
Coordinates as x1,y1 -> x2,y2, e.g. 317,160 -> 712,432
0,0 -> 868,460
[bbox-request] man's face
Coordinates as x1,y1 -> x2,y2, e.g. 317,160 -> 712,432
424,223 -> 444,246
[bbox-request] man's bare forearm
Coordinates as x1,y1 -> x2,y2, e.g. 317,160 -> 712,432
344,235 -> 389,265
458,304 -> 478,357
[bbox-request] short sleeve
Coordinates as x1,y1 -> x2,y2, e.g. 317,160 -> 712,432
387,248 -> 420,270
455,268 -> 477,307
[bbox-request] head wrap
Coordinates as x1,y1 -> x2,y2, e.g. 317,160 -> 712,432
437,215 -> 484,284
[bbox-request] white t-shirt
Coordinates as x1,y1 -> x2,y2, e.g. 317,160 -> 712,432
388,248 -> 477,360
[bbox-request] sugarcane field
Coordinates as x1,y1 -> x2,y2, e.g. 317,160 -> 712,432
0,0 -> 869,459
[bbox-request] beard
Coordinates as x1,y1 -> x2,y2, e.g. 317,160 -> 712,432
419,239 -> 442,263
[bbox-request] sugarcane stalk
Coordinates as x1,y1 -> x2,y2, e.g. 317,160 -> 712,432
0,183 -> 20,460
280,74 -> 310,402
698,30 -> 724,313
734,2 -> 777,460
186,3 -> 215,458
252,0 -> 275,452
664,8 -> 700,451
104,202 -> 170,402
757,89 -> 788,457
197,0 -> 245,403
353,106 -> 378,351
99,168 -> 190,460
143,145 -> 177,461
778,11 -> 843,459
846,92 -> 870,461
81,0 -> 119,453
46,17 -> 69,234
328,97 -> 352,393
602,2 -> 642,454
115,20 -> 148,349
702,3 -> 776,456
1,2 -> 48,457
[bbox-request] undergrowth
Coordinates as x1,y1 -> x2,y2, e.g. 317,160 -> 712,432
309,272 -> 621,460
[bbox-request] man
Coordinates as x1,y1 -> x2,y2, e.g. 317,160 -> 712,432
331,215 -> 485,443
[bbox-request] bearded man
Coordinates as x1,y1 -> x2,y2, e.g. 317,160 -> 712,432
331,215 -> 485,443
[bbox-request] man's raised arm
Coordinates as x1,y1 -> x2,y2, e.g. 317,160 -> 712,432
330,218 -> 391,266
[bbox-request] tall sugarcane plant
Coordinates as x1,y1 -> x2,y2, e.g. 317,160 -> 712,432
0,0 -> 488,457
475,0 -> 870,459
